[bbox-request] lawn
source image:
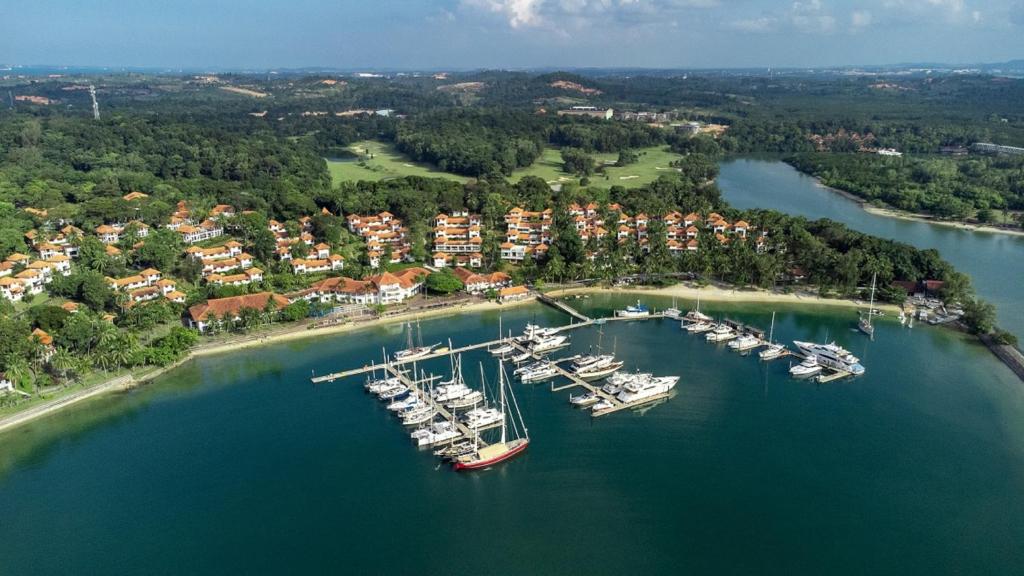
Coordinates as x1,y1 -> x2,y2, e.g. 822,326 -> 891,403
508,145 -> 685,188
326,141 -> 470,185
326,141 -> 686,189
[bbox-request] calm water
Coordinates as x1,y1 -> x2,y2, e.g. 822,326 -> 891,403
718,158 -> 1024,339
2,298 -> 1024,575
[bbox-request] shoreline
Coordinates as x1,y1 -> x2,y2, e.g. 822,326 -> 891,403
803,170 -> 1024,238
549,282 -> 901,313
0,297 -> 534,435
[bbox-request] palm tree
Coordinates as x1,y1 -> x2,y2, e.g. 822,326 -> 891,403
50,347 -> 76,386
5,358 -> 33,393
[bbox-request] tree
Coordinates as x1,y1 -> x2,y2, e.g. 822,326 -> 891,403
561,148 -> 595,176
424,270 -> 464,295
962,298 -> 996,334
281,300 -> 310,322
616,149 -> 639,166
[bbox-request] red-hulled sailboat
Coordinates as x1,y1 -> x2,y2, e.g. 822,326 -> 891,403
453,360 -> 529,471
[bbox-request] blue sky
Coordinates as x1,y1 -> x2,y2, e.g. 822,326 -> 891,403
2,0 -> 1023,69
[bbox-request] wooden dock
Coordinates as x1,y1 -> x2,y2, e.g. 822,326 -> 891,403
381,364 -> 492,447
537,293 -> 591,323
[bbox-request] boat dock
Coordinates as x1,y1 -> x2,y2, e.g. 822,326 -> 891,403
381,364 -> 497,445
537,293 -> 591,323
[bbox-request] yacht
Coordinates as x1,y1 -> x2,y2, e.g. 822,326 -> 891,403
663,298 -> 682,320
519,363 -> 558,383
728,333 -> 761,352
461,407 -> 503,430
411,421 -> 462,447
591,398 -> 615,412
393,320 -> 439,362
615,300 -> 650,318
453,361 -> 530,471
432,383 -> 472,403
446,390 -> 483,409
524,324 -> 559,338
575,360 -> 624,380
530,334 -> 569,353
683,298 -> 713,323
401,406 -> 436,426
569,391 -> 602,407
510,350 -> 534,363
759,311 -> 786,360
705,324 -> 737,342
684,320 -> 715,334
858,273 -> 877,338
793,341 -> 866,375
789,355 -> 822,378
616,375 -> 678,404
489,342 -> 516,356
514,360 -> 548,376
602,372 -> 649,395
364,376 -> 402,394
434,440 -> 477,460
386,393 -> 420,412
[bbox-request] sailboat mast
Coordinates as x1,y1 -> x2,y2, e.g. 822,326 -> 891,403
499,360 -> 507,444
768,311 -> 775,344
868,273 -> 877,327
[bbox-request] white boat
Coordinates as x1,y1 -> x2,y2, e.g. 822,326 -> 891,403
393,320 -> 439,362
616,375 -> 678,404
569,391 -> 601,407
602,372 -> 649,395
432,383 -> 471,403
452,360 -> 531,471
519,364 -> 558,383
510,351 -> 534,363
412,421 -> 462,447
434,440 -> 477,460
683,298 -> 713,323
858,273 -> 877,338
401,407 -> 436,426
575,360 -> 624,380
461,407 -> 503,430
684,320 -> 715,333
446,390 -> 483,409
514,360 -> 548,376
387,393 -> 420,412
615,300 -> 650,318
663,298 -> 681,319
524,323 -> 559,338
705,324 -> 736,342
365,376 -> 402,394
489,343 -> 516,356
758,312 -> 786,360
728,333 -> 761,352
789,355 -> 822,378
377,384 -> 408,400
530,335 -> 569,353
591,399 -> 615,411
793,341 -> 865,375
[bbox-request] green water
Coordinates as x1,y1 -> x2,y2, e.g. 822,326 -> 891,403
718,158 -> 1024,339
2,297 -> 1023,575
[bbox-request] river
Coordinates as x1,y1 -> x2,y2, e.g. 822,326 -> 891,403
1,297 -> 1023,575
718,158 -> 1024,339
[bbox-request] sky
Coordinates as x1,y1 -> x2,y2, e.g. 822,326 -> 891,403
2,0 -> 1023,70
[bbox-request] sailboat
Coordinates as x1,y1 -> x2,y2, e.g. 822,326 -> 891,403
663,297 -> 682,320
858,273 -> 877,338
453,360 -> 530,470
394,319 -> 439,362
683,296 -> 713,324
759,311 -> 787,360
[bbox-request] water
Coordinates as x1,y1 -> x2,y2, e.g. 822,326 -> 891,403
2,298 -> 1024,575
718,158 -> 1024,339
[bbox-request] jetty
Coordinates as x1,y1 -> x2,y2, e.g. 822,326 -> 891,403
537,293 -> 591,323
381,364 -> 496,445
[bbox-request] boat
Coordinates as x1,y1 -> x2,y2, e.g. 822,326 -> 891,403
602,371 -> 648,395
377,384 -> 409,400
364,375 -> 402,394
386,393 -> 420,412
858,273 -> 877,338
789,355 -> 822,378
510,351 -> 534,363
530,334 -> 569,353
574,360 -> 624,380
453,361 -> 530,471
401,407 -> 436,426
591,399 -> 615,412
489,343 -> 515,356
683,297 -> 713,323
616,375 -> 678,404
759,312 -> 787,360
615,300 -> 650,319
569,391 -> 601,407
434,440 -> 477,460
412,420 -> 462,447
792,341 -> 865,375
432,383 -> 471,403
705,323 -> 737,342
514,360 -> 548,376
518,363 -> 558,383
524,323 -> 559,338
728,333 -> 761,352
461,406 -> 503,430
663,298 -> 682,319
684,320 -> 715,333
394,320 -> 439,362
446,390 -> 483,409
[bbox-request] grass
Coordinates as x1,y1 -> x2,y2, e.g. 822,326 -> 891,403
508,145 -> 685,188
326,141 -> 470,184
326,141 -> 686,189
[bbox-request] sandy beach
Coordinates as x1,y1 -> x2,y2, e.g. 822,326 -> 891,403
550,282 -> 901,312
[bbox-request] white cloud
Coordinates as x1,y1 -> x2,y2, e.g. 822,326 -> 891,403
729,16 -> 778,32
851,9 -> 873,28
461,0 -> 718,30
789,0 -> 837,33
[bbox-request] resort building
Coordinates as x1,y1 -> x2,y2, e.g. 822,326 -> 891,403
185,292 -> 291,333
186,241 -> 244,261
431,212 -> 484,268
501,207 -> 552,262
295,267 -> 429,306
346,212 -> 412,268
498,285 -> 530,303
201,254 -> 254,277
207,268 -> 264,287
451,267 -> 512,294
177,220 -> 224,244
290,254 -> 345,274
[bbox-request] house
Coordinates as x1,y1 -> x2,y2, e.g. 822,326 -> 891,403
0,277 -> 25,302
432,212 -> 484,267
95,224 -> 123,244
185,292 -> 291,333
208,204 -> 236,220
300,268 -> 428,306
207,268 -> 264,287
291,255 -> 344,274
107,274 -> 150,292
30,328 -> 55,360
498,285 -> 530,303
557,106 -> 614,120
177,220 -> 224,244
186,240 -> 242,261
452,267 -> 511,294
14,270 -> 44,294
123,191 -> 149,201
201,254 -> 253,276
0,374 -> 12,393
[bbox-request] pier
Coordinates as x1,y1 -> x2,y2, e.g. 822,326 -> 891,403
380,364 -> 495,446
537,293 -> 591,323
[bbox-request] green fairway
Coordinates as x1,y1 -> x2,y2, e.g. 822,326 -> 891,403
326,141 -> 469,184
326,141 -> 685,188
508,145 -> 684,188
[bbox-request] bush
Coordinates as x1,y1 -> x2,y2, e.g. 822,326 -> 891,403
992,329 -> 1018,347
